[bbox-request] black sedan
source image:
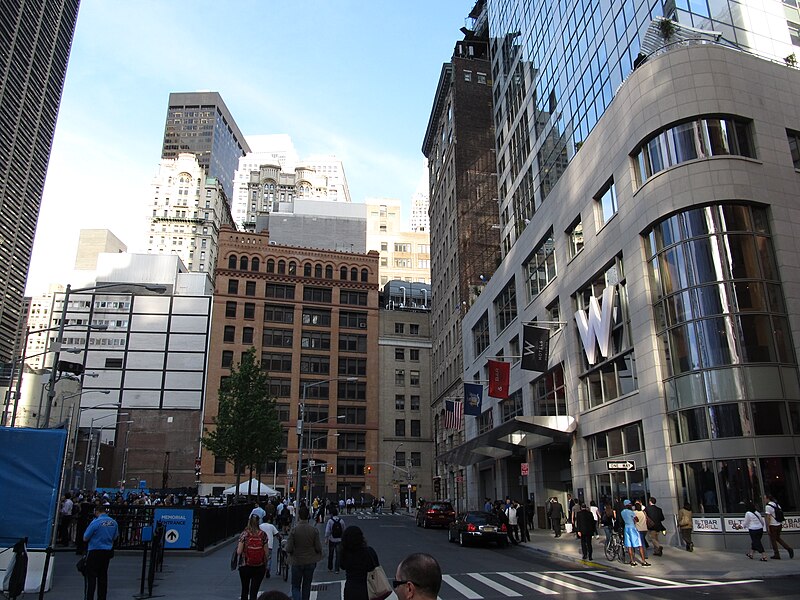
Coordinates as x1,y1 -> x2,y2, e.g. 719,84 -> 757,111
447,511 -> 509,547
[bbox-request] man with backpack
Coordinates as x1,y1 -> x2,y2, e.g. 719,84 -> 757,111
324,507 -> 345,573
764,494 -> 794,559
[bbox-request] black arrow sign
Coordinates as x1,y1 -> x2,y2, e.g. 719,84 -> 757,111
166,531 -> 178,541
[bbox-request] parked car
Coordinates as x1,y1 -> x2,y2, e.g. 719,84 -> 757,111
448,511 -> 508,547
416,501 -> 456,528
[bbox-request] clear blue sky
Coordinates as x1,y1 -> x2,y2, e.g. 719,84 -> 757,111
27,0 -> 472,295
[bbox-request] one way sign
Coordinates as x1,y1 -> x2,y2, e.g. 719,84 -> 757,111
607,460 -> 636,471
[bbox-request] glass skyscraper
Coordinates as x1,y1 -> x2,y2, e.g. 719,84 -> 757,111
0,0 -> 80,365
489,0 -> 800,255
161,91 -> 250,203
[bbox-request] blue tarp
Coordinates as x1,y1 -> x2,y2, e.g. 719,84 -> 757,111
0,427 -> 67,549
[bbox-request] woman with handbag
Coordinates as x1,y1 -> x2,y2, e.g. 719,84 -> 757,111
237,514 -> 269,600
340,525 -> 390,600
743,501 -> 769,561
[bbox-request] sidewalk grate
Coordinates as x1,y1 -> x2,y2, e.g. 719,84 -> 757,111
311,584 -> 328,591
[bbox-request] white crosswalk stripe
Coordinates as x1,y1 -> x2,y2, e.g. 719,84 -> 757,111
312,570 -> 763,600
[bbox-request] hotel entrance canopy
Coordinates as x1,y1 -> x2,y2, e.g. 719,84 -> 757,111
437,415 -> 576,467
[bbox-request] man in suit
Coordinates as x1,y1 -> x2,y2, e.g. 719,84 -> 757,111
547,497 -> 564,537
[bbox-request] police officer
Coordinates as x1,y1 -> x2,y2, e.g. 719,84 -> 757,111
83,504 -> 119,600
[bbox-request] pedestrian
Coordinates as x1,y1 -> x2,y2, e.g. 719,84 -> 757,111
548,497 -> 564,538
82,504 -> 119,600
325,507 -> 345,573
569,500 -> 581,533
743,501 -> 768,561
518,501 -> 531,542
620,499 -> 650,567
259,516 -> 279,578
393,552 -> 442,600
644,497 -> 665,556
600,504 -> 615,547
58,492 -> 74,546
764,494 -> 794,559
251,503 -> 267,524
340,525 -> 382,600
633,501 -> 649,557
575,503 -> 596,560
588,500 -> 601,538
483,497 -> 493,512
525,497 -> 535,531
237,514 -> 268,600
505,501 -> 520,544
677,502 -> 693,551
286,506 -> 323,600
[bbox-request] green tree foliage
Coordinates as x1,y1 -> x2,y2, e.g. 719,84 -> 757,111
202,348 -> 283,495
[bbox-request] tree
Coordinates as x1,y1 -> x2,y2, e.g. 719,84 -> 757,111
202,348 -> 283,497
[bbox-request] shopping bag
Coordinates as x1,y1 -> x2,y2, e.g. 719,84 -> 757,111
564,522 -> 573,534
367,564 -> 392,600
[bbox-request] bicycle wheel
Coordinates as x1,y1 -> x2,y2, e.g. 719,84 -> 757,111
616,540 -> 627,563
604,539 -> 616,561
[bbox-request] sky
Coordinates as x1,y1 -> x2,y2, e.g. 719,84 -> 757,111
26,0 -> 472,296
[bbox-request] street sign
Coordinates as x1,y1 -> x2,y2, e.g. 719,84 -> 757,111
521,463 -> 529,476
154,508 -> 193,549
139,480 -> 147,489
607,460 -> 636,471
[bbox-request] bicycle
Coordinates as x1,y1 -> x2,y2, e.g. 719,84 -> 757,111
604,530 -> 627,563
275,533 -> 289,581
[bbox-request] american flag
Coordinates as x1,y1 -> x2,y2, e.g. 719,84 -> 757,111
444,399 -> 463,430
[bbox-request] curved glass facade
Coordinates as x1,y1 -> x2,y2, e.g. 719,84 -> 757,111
633,116 -> 755,185
646,203 -> 800,513
645,203 -> 800,439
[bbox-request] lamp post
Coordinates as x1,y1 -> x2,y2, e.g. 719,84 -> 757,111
76,404 -> 123,489
56,391 -> 111,488
295,376 -> 356,523
307,432 -> 339,507
43,282 -> 166,428
83,412 -> 130,490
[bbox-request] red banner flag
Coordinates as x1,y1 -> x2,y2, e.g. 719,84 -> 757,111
488,359 -> 510,399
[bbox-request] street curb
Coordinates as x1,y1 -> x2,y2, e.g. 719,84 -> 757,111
518,540 -> 800,580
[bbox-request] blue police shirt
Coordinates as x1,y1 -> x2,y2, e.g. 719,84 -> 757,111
83,513 -> 118,551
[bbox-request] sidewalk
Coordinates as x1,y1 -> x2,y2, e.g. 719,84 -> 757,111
518,528 -> 799,580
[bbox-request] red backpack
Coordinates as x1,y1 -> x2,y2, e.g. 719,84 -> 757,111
244,531 -> 266,566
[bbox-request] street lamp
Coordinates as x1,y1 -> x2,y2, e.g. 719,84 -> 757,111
307,432 -> 340,507
1,322 -> 106,427
295,376 -> 357,522
82,412 -> 130,490
43,282 -> 166,428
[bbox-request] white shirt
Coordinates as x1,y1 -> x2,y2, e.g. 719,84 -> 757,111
61,498 -> 74,516
764,502 -> 782,524
259,522 -> 278,551
743,510 -> 765,531
506,506 -> 518,525
589,505 -> 601,523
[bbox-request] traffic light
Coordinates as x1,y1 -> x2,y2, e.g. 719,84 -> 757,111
57,360 -> 84,375
366,465 -> 372,474
194,458 -> 201,478
290,486 -> 295,494
327,465 -> 334,474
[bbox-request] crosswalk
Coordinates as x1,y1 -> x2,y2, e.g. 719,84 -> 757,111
308,570 -> 762,599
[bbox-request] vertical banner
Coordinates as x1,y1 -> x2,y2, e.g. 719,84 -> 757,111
463,383 -> 483,416
487,360 -> 510,398
521,324 -> 551,372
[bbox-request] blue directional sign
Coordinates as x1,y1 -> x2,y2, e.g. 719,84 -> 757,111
154,508 -> 193,549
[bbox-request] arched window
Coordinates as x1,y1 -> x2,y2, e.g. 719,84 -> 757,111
351,267 -> 358,281
303,263 -> 312,277
325,265 -> 333,279
251,257 -> 260,272
289,261 -> 297,275
228,255 -> 237,269
240,256 -> 249,271
340,266 -> 348,280
314,264 -> 323,278
361,268 -> 369,282
278,260 -> 286,274
267,259 -> 275,273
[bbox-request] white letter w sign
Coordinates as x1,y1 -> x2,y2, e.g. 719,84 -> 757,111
574,286 -> 616,365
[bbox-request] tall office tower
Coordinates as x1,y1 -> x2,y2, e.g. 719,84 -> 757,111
201,226 -> 380,498
409,168 -> 430,233
147,153 -> 233,278
422,0 -> 499,503
301,155 -> 352,203
160,91 -> 250,203
365,198 -> 431,289
447,0 -> 800,545
0,0 -> 80,365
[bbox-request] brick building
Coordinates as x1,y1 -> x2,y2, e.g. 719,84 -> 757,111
201,226 -> 381,500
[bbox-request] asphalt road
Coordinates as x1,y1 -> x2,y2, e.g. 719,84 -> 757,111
48,511 -> 799,599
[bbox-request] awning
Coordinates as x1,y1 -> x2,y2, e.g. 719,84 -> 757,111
436,415 -> 576,467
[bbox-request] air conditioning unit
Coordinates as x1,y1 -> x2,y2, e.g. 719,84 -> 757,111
359,322 -> 367,328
